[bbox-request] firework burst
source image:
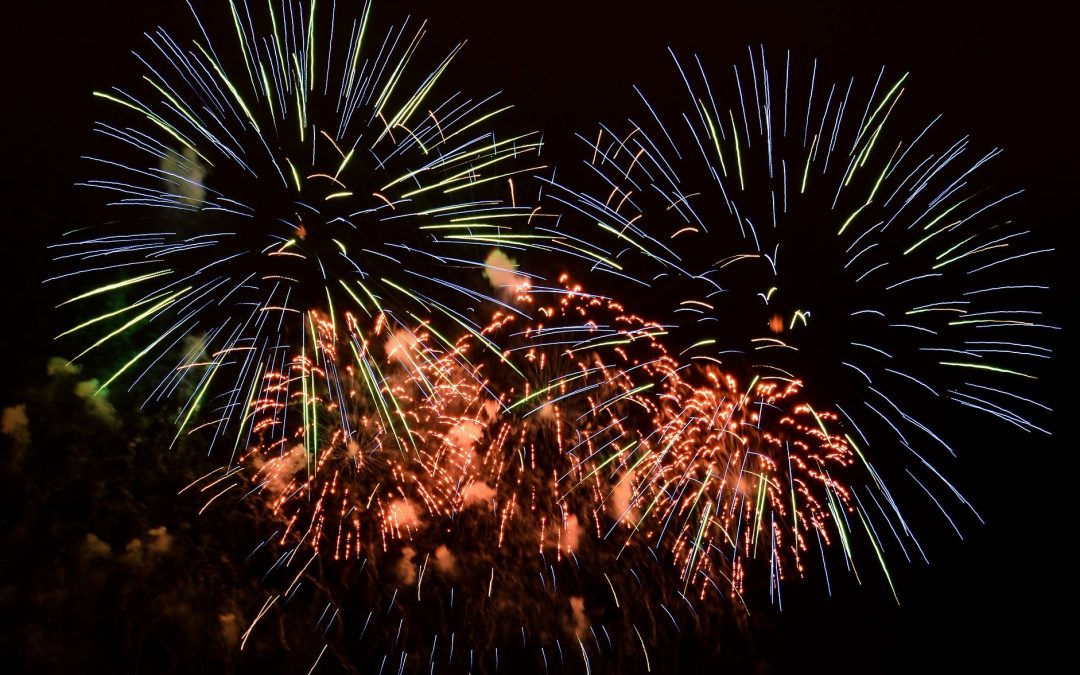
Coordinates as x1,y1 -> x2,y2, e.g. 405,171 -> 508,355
239,310 -> 487,562
209,273 -> 878,670
50,0 -> 545,449
188,275 -> 665,669
543,47 -> 1055,571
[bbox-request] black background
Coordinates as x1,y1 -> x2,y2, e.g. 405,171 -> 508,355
3,1 -> 1072,673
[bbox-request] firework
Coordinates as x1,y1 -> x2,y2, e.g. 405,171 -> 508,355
46,4 -> 1056,669
207,273 -> 868,671
220,278 -> 679,670
543,47 -> 1055,572
471,277 -> 866,602
50,0 -> 545,449
239,310 -> 486,562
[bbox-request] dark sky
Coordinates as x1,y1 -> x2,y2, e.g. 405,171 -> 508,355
3,1 -> 1073,673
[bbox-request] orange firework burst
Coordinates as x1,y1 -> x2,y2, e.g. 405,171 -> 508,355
619,368 -> 861,605
189,274 -> 885,669
467,275 -> 869,606
233,309 -> 490,564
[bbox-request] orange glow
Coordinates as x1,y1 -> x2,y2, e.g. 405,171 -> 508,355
769,313 -> 785,334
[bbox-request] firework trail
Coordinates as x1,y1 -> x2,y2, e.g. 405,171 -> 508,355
543,47 -> 1055,575
49,0 -> 545,450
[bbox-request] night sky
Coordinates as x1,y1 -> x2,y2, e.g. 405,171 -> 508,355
2,1 -> 1073,673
